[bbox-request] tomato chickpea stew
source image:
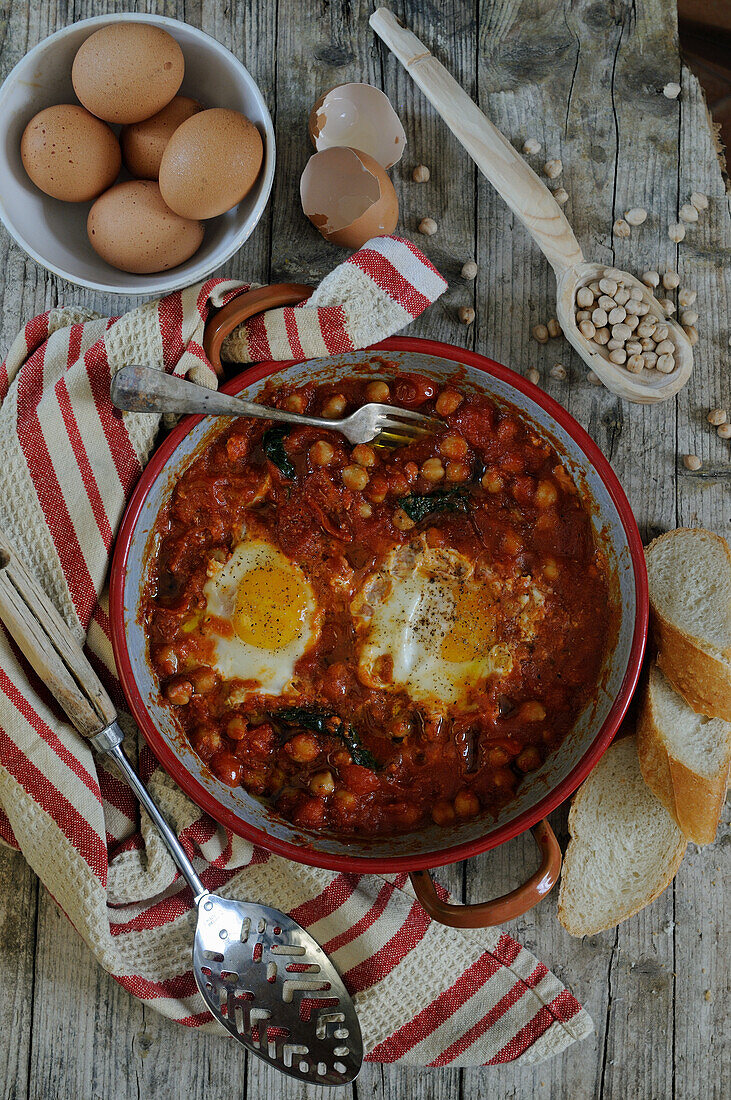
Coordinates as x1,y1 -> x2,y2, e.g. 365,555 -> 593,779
142,363 -> 614,838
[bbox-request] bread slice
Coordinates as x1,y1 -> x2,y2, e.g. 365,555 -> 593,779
558,735 -> 687,936
645,528 -> 731,720
637,661 -> 731,845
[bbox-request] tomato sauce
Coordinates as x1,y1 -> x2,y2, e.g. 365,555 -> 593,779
143,367 -> 612,836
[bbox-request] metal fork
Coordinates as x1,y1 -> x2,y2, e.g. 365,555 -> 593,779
111,365 -> 442,447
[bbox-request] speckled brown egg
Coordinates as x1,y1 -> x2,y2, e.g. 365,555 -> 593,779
20,104 -> 121,202
72,24 -> 184,125
121,96 -> 202,179
87,180 -> 204,273
158,108 -> 263,219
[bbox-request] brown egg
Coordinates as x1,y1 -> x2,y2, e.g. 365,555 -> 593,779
159,108 -> 263,219
300,147 -> 399,249
121,96 -> 202,179
72,24 -> 184,125
87,181 -> 204,273
20,104 -> 121,202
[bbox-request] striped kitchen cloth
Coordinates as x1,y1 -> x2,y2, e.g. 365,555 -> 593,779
0,235 -> 592,1066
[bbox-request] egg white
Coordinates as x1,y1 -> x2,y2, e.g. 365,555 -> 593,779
202,537 -> 321,696
351,538 -> 547,710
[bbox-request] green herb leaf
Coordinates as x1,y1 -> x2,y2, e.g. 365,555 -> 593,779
275,706 -> 378,770
262,426 -> 296,480
399,489 -> 469,524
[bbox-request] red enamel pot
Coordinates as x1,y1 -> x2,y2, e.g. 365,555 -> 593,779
109,284 -> 648,928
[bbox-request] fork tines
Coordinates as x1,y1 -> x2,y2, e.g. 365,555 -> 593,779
375,407 -> 442,447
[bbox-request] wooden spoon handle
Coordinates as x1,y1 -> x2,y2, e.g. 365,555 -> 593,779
370,7 -> 584,278
0,529 -> 116,738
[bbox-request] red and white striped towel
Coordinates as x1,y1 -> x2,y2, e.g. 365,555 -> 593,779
0,236 -> 592,1065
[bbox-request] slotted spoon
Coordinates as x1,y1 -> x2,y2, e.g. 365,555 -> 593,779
0,528 -> 362,1086
111,363 -> 442,448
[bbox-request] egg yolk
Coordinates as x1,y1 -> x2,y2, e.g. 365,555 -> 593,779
440,586 -> 497,663
234,564 -> 310,650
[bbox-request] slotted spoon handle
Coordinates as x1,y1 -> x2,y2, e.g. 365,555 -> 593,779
0,528 -> 207,901
370,7 -> 584,278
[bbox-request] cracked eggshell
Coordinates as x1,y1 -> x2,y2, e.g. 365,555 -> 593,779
300,147 -> 399,249
308,84 -> 406,169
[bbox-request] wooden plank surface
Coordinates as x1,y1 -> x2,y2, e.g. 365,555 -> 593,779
0,1 -> 729,1098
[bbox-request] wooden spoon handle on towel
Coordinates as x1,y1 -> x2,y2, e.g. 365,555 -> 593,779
0,529 -> 115,737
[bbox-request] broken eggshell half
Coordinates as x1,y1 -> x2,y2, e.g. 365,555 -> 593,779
308,83 -> 406,169
300,147 -> 399,249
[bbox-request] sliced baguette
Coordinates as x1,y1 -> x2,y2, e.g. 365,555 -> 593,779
645,528 -> 731,720
558,735 -> 687,937
637,661 -> 731,845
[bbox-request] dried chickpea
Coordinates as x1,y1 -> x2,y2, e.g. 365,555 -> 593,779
421,457 -> 445,482
454,789 -> 480,818
309,440 -> 334,466
435,388 -> 463,415
341,464 -> 369,491
439,432 -> 468,459
717,423 -> 731,440
393,507 -> 416,531
532,323 -> 549,344
547,318 -> 561,337
707,408 -> 727,426
458,306 -> 475,325
322,393 -> 346,418
352,443 -> 376,467
682,454 -> 701,471
366,380 -> 390,403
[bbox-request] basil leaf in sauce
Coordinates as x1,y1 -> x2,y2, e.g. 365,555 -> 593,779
399,489 -> 469,524
262,426 -> 296,480
275,706 -> 378,770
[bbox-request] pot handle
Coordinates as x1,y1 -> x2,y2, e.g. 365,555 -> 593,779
409,819 -> 561,928
203,283 -> 314,375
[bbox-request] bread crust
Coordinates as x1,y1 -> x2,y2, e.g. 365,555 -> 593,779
654,617 -> 731,721
558,735 -> 686,937
645,529 -> 731,720
637,665 -> 730,845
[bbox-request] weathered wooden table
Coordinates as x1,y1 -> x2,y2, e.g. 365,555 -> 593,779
0,1 -> 729,1098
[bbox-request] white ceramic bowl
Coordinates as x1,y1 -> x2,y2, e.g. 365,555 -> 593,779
0,12 -> 275,296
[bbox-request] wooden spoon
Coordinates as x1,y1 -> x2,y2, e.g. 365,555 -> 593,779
370,7 -> 693,405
